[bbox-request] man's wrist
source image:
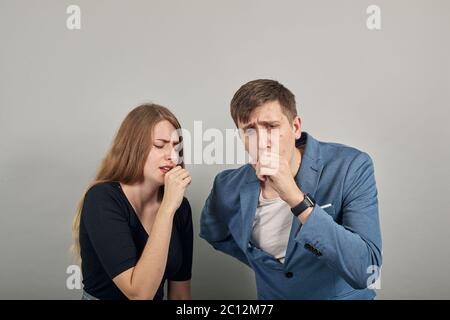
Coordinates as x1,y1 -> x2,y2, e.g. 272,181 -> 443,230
298,207 -> 313,224
285,189 -> 304,208
288,190 -> 316,224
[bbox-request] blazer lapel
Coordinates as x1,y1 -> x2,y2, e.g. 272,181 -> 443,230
239,175 -> 260,250
237,132 -> 323,263
284,132 -> 323,265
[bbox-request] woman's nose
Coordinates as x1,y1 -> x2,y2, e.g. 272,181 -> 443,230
167,146 -> 180,164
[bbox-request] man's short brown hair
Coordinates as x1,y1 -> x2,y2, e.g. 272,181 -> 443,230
230,79 -> 297,126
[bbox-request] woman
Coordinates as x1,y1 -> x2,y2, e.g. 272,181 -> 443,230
72,104 -> 193,300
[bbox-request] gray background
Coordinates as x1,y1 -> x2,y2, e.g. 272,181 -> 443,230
1,0 -> 449,299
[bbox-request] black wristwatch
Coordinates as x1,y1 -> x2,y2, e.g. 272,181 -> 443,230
291,193 -> 316,217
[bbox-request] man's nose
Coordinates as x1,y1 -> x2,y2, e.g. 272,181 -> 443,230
258,129 -> 271,150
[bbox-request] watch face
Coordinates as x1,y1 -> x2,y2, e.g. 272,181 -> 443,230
305,194 -> 314,207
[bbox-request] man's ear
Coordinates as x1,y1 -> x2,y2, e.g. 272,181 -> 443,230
293,116 -> 302,139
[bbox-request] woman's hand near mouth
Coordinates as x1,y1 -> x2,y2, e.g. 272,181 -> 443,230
160,166 -> 191,214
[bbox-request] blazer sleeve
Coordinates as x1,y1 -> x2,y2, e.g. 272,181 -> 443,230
199,177 -> 250,267
295,152 -> 382,289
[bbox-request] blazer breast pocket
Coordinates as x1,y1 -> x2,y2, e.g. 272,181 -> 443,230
320,203 -> 336,218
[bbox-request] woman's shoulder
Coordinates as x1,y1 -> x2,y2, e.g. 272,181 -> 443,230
86,181 -> 119,194
81,181 -> 128,222
84,181 -> 122,204
179,197 -> 191,212
174,197 -> 192,224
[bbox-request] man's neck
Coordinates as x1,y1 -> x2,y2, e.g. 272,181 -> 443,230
290,146 -> 303,177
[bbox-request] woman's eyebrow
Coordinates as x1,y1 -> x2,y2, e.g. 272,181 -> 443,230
155,138 -> 180,143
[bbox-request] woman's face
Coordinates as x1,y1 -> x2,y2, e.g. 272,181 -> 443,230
143,120 -> 181,185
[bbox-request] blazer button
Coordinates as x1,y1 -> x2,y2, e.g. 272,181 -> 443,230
285,272 -> 293,278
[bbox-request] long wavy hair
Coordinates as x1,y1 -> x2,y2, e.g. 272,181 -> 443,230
71,103 -> 183,261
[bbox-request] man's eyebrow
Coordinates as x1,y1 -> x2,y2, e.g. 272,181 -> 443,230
242,120 -> 280,130
259,120 -> 280,126
242,123 -> 255,130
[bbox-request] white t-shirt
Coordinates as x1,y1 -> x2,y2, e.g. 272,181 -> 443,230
251,191 -> 293,263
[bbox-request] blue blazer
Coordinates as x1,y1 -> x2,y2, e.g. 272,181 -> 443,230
200,132 -> 382,299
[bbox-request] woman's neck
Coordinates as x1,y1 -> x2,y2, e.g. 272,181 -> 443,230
120,181 -> 161,216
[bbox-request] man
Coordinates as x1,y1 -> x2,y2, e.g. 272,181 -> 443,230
200,79 -> 382,299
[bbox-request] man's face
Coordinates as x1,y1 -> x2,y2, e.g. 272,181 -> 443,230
237,100 -> 301,168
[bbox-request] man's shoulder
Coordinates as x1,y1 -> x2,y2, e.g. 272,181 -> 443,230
208,164 -> 253,209
317,139 -> 372,166
213,164 -> 253,186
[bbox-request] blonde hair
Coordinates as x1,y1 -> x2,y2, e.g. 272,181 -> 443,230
71,103 -> 183,261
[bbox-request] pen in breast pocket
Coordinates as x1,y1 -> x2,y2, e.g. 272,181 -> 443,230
320,203 -> 332,209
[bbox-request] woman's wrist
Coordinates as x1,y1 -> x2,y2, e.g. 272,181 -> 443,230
159,201 -> 177,217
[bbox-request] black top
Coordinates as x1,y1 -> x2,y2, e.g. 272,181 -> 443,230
79,181 -> 193,300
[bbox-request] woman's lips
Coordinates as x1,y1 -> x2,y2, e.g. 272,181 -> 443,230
159,166 -> 173,174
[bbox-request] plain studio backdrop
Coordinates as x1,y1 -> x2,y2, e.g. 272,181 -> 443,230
0,0 -> 449,299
